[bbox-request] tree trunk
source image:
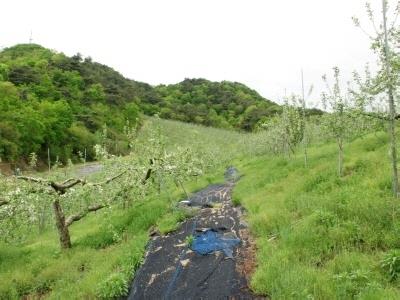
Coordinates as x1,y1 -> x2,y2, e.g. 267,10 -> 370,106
382,0 -> 399,197
176,179 -> 189,199
38,206 -> 46,233
53,199 -> 72,249
303,138 -> 308,168
338,137 -> 343,177
387,90 -> 398,197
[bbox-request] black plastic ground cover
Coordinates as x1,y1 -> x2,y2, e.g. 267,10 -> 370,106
127,168 -> 262,300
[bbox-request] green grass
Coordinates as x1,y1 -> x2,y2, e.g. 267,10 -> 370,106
232,131 -> 400,299
3,117 -> 400,299
0,161 -> 222,299
0,118 -> 234,299
137,117 -> 270,161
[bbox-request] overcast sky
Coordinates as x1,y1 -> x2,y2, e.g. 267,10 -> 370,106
0,0 -> 391,106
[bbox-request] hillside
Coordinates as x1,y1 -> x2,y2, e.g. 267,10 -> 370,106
233,132 -> 400,298
2,117 -> 400,299
0,44 -> 286,164
0,118 -> 249,299
0,44 -> 150,162
141,119 -> 400,298
152,78 -> 281,131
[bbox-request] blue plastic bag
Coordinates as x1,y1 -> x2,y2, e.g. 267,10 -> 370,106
191,229 -> 240,258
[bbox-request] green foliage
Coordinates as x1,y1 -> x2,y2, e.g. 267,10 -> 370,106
333,270 -> 373,298
185,234 -> 194,247
0,44 -> 143,163
96,272 -> 129,299
157,209 -> 187,234
232,130 -> 400,298
0,157 -> 218,299
2,111 -> 400,299
381,250 -> 400,281
0,44 -> 323,165
154,78 -> 282,131
232,194 -> 242,206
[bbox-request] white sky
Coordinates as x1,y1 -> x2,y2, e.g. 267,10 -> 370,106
0,0 -> 391,106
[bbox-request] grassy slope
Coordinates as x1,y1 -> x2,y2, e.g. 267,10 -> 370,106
0,120 -> 231,299
233,132 -> 400,299
134,118 -> 400,298
0,176 -> 223,299
3,118 -> 400,299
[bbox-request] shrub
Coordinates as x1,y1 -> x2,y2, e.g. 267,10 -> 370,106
96,272 -> 129,299
76,228 -> 119,249
333,270 -> 373,298
381,250 -> 400,281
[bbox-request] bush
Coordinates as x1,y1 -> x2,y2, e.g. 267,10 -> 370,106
333,270 -> 373,298
76,228 -> 118,249
381,250 -> 400,281
96,272 -> 129,299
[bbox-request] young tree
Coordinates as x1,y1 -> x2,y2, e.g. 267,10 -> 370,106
281,96 -> 305,157
28,152 -> 38,170
260,116 -> 287,155
300,70 -> 314,167
353,0 -> 400,196
133,119 -> 205,197
321,67 -> 350,177
382,0 -> 399,196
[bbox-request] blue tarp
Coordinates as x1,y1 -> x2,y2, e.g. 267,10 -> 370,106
191,229 -> 240,258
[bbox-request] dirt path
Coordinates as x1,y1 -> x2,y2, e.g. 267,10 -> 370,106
127,167 -> 262,300
75,163 -> 103,177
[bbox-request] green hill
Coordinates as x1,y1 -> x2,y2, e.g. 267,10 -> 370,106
0,44 -> 287,164
152,78 -> 281,130
0,44 -> 148,162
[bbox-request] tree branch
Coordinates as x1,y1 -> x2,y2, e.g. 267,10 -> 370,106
62,178 -> 77,185
90,170 -> 128,186
356,111 -> 389,121
16,176 -> 49,184
142,158 -> 154,184
50,179 -> 87,194
16,169 -> 130,194
0,199 -> 9,207
65,204 -> 106,227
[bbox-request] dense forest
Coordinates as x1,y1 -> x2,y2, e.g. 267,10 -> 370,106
0,44 -> 149,162
151,79 -> 281,130
0,44 -> 316,164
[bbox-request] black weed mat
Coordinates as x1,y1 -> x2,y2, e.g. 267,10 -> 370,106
127,168 -> 264,300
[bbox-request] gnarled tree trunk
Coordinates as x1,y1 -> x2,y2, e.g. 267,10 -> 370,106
53,199 -> 72,249
16,170 -> 127,249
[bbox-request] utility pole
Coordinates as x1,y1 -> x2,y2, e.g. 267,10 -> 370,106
48,147 -> 51,172
301,69 -> 308,168
29,30 -> 33,44
382,0 -> 399,197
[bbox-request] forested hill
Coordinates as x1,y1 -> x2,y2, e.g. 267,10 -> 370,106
151,79 -> 281,131
0,44 -> 151,162
0,43 -> 283,163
